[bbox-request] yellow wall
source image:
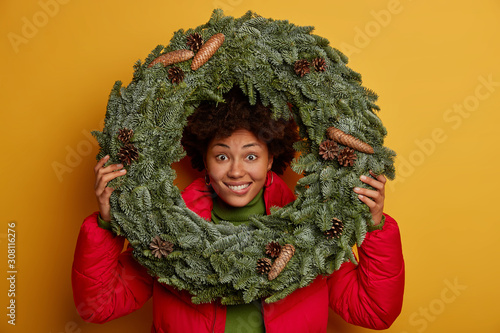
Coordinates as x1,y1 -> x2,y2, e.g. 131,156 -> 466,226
1,0 -> 499,332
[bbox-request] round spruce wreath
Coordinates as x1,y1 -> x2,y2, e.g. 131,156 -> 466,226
93,9 -> 396,305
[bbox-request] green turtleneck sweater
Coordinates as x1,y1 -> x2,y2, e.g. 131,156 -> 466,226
211,189 -> 266,333
211,189 -> 266,225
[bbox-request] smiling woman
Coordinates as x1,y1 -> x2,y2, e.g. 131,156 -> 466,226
182,87 -> 299,208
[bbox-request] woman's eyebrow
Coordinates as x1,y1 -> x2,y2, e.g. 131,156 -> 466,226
212,142 -> 262,149
213,143 -> 230,148
242,143 -> 261,149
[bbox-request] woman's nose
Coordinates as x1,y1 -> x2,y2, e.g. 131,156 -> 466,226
227,160 -> 244,178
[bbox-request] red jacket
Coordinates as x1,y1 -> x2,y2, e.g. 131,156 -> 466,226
72,172 -> 404,332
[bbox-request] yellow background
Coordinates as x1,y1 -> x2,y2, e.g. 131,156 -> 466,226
1,0 -> 499,332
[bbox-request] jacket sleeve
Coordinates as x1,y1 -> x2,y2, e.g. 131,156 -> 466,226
327,213 -> 405,329
72,212 -> 154,323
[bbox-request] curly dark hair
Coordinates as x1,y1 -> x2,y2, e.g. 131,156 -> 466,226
181,87 -> 299,174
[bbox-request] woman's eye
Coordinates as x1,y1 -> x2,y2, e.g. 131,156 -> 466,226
216,154 -> 227,161
247,154 -> 257,161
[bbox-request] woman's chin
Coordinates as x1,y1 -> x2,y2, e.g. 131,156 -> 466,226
219,196 -> 252,208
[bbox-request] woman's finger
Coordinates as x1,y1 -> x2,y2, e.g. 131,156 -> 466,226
357,193 -> 376,209
356,171 -> 386,225
359,175 -> 383,191
96,163 -> 125,178
95,163 -> 125,188
94,155 -> 110,174
369,170 -> 387,184
354,187 -> 382,203
95,168 -> 127,195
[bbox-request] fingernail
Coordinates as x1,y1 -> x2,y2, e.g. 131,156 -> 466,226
360,175 -> 367,180
358,194 -> 364,199
117,164 -> 123,168
354,187 -> 360,192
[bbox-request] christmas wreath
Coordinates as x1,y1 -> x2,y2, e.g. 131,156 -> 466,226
93,9 -> 396,305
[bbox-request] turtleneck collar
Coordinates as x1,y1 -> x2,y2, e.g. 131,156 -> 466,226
211,188 -> 265,225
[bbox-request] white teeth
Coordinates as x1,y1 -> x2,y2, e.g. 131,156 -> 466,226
228,184 -> 250,191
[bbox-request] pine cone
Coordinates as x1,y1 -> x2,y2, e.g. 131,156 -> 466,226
312,57 -> 327,72
118,143 -> 139,165
256,258 -> 272,275
326,127 -> 374,154
324,218 -> 343,239
149,235 -> 174,259
168,66 -> 185,84
191,33 -> 225,71
148,49 -> 194,68
319,140 -> 339,160
265,241 -> 282,258
117,128 -> 134,144
268,244 -> 295,280
294,59 -> 310,77
337,147 -> 357,167
186,32 -> 204,52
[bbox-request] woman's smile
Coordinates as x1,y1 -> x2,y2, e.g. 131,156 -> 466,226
225,182 -> 251,193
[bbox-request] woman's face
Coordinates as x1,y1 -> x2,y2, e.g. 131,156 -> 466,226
205,129 -> 273,207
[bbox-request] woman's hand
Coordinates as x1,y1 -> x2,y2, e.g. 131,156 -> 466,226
94,155 -> 127,222
353,170 -> 386,225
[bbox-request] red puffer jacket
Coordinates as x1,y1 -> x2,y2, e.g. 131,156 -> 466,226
72,172 -> 404,332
